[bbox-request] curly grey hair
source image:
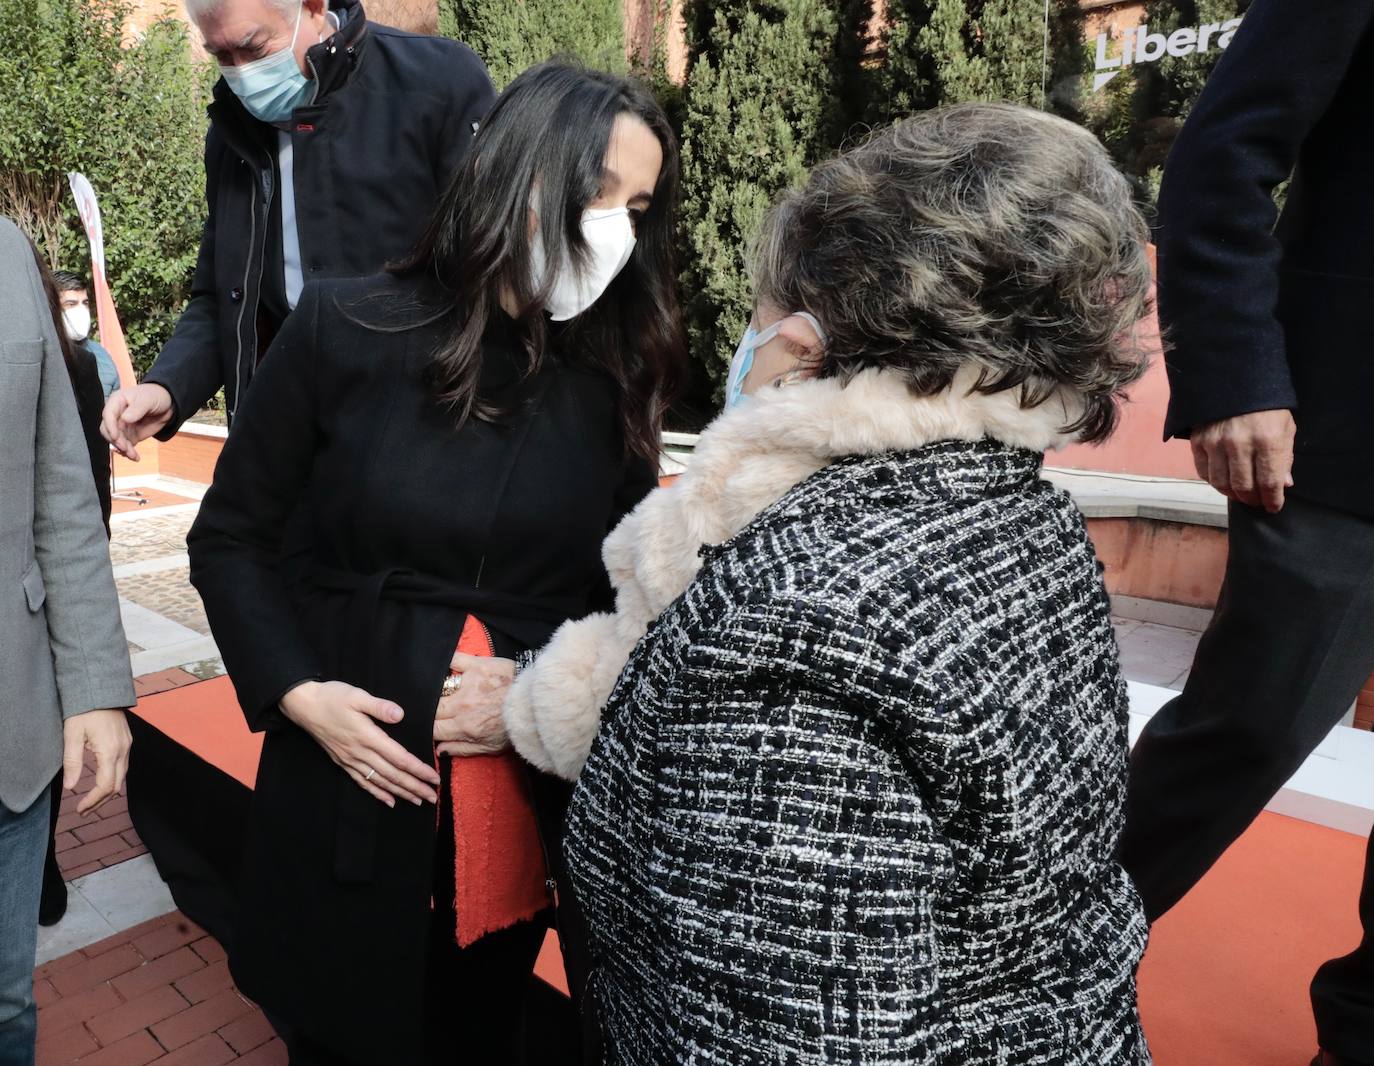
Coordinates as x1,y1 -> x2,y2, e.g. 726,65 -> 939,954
752,102 -> 1153,443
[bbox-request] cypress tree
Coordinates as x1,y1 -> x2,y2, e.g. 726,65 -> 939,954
439,0 -> 626,89
676,0 -> 844,403
873,1 -> 1085,126
868,0 -> 937,125
916,0 -> 1084,110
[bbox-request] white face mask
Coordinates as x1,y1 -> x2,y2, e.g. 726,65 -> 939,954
530,206 -> 637,321
63,305 -> 92,343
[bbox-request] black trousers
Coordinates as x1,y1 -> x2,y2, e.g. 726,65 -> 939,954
40,775 -> 62,912
283,910 -> 547,1065
1120,495 -> 1374,1062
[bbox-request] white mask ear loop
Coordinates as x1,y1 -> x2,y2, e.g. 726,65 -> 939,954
760,311 -> 826,393
790,311 -> 827,348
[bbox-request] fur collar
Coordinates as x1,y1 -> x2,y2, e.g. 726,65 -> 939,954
504,365 -> 1081,780
603,366 -> 1080,623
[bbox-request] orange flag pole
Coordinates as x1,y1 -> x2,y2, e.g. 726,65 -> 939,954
67,173 -> 137,390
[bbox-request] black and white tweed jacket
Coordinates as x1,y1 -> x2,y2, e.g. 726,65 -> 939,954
506,369 -> 1151,1065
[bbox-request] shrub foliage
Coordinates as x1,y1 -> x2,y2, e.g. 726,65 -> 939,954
676,0 -> 844,397
0,0 -> 209,375
440,0 -> 626,89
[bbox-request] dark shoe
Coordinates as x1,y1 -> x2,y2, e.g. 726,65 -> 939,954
38,852 -> 67,927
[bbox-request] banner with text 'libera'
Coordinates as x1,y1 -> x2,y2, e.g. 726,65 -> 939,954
1067,2 -> 1252,201
1092,14 -> 1242,93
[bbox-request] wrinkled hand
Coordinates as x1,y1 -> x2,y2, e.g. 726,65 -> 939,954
434,653 -> 516,757
1191,409 -> 1296,514
63,710 -> 131,815
281,681 -> 441,808
101,383 -> 174,461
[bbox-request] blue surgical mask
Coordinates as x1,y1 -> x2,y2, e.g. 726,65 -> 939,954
219,4 -> 316,124
725,311 -> 825,409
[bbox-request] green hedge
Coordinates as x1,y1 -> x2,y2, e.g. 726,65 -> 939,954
0,0 -> 209,376
671,0 -> 1087,412
440,0 -> 626,89
677,0 -> 845,394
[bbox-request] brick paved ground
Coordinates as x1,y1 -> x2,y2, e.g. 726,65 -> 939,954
57,753 -> 147,881
108,512 -> 197,571
53,490 -> 217,881
35,914 -> 283,1066
115,568 -> 210,636
41,661 -> 285,1066
110,487 -> 195,517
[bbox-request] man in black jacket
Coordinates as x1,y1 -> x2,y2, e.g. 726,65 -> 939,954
101,0 -> 494,456
1119,3 -> 1374,1063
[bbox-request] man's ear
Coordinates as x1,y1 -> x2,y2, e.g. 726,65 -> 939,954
304,0 -> 330,23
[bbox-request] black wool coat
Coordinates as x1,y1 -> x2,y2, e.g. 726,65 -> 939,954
66,345 -> 111,532
1156,0 -> 1374,517
144,0 -> 495,436
186,274 -> 654,1064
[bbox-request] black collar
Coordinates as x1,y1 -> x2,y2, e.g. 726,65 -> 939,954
301,0 -> 369,109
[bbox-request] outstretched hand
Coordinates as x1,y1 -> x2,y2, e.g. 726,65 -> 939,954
100,383 -> 174,461
434,653 -> 516,757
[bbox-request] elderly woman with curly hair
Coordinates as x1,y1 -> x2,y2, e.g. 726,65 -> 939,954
505,103 -> 1155,1064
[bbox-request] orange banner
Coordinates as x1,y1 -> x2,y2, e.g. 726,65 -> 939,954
68,172 -> 137,390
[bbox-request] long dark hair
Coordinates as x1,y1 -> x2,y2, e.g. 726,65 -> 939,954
28,240 -> 80,383
395,62 -> 685,463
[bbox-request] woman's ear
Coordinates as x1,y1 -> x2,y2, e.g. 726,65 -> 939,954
778,314 -> 824,365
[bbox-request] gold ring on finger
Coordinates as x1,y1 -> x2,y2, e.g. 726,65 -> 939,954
441,673 -> 464,697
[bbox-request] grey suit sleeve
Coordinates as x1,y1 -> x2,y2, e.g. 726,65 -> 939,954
21,232 -> 137,717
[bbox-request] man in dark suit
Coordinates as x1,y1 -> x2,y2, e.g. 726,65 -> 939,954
101,0 -> 494,457
1120,3 -> 1374,1063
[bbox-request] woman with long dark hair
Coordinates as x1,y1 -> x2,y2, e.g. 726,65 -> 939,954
186,62 -> 684,1065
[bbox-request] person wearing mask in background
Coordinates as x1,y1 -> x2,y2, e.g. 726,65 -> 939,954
39,262 -> 115,532
0,217 -> 135,1066
1120,5 -> 1374,1065
54,271 -> 119,402
185,64 -> 683,1064
100,0 -> 494,458
29,251 -> 120,932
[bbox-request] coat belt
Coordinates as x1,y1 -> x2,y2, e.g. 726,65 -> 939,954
309,565 -> 581,883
